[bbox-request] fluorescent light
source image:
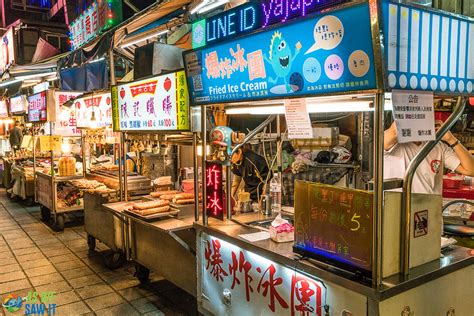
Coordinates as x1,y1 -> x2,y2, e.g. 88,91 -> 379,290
15,71 -> 57,80
120,29 -> 169,48
226,94 -> 393,115
88,57 -> 105,64
0,79 -> 22,88
190,0 -> 229,14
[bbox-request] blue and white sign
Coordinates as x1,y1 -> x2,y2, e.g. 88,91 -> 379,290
383,1 -> 474,94
184,3 -> 376,105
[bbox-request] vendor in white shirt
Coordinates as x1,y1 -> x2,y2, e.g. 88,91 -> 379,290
384,121 -> 474,195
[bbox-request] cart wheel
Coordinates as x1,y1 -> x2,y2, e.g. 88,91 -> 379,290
25,197 -> 35,207
40,206 -> 51,222
87,235 -> 96,251
104,251 -> 125,270
135,264 -> 150,284
55,215 -> 65,231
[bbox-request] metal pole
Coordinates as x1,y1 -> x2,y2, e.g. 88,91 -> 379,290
117,136 -> 123,201
123,132 -> 128,202
33,126 -> 37,202
201,105 -> 208,226
81,130 -> 86,178
193,133 -> 199,221
226,165 -> 232,220
372,93 -> 384,288
50,122 -> 56,217
400,96 -> 466,276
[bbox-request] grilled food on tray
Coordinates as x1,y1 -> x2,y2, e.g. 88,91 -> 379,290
172,193 -> 202,205
127,200 -> 170,216
150,190 -> 180,198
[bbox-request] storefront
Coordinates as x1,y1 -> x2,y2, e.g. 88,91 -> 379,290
182,0 -> 473,314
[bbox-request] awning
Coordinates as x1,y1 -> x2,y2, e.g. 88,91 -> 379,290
113,0 -> 192,60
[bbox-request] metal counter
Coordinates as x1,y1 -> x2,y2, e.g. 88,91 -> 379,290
103,200 -> 197,296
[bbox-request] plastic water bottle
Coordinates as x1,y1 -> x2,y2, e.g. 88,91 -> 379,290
270,173 -> 281,212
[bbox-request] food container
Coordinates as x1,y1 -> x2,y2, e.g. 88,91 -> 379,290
58,155 -> 76,176
182,179 -> 194,193
443,174 -> 463,189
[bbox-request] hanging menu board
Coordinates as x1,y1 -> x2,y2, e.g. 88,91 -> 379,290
112,70 -> 189,132
54,91 -> 83,136
383,1 -> 474,94
184,2 -> 376,105
75,92 -> 112,129
9,95 -> 27,114
27,91 -> 48,123
294,181 -> 373,275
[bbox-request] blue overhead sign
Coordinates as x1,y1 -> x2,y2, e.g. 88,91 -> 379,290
192,0 -> 347,49
382,1 -> 474,95
184,3 -> 376,105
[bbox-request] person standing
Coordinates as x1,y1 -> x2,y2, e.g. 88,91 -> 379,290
9,121 -> 23,153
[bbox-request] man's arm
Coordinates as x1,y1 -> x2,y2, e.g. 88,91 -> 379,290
443,131 -> 474,176
384,122 -> 398,151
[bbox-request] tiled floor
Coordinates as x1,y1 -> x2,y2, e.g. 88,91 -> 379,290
0,191 -> 197,315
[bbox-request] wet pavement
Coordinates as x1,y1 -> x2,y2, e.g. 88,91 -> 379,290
0,191 -> 196,315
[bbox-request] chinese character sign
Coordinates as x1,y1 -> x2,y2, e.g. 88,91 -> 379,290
27,92 -> 48,123
113,71 -> 189,132
68,0 -> 122,50
206,162 -> 225,221
75,93 -> 112,129
392,90 -> 435,143
201,234 -> 327,315
294,182 -> 373,274
54,91 -> 82,136
184,3 -> 376,105
0,28 -> 15,74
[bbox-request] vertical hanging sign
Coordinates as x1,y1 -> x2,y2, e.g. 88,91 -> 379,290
206,161 -> 225,221
176,71 -> 190,130
111,86 -> 120,131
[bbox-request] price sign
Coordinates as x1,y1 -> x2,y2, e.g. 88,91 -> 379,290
39,136 -> 62,152
0,100 -> 8,118
284,98 -> 313,139
206,161 -> 225,221
294,181 -> 373,274
392,90 -> 435,143
27,92 -> 48,123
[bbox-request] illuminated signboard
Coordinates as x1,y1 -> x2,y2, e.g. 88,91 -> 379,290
75,92 -> 112,129
54,91 -> 83,136
185,3 -> 376,105
205,161 -> 225,221
27,92 -> 48,123
9,95 -> 27,114
112,71 -> 189,132
69,0 -> 122,50
293,182 -> 373,275
200,233 -> 327,315
0,28 -> 15,74
192,0 -> 346,48
0,100 -> 8,118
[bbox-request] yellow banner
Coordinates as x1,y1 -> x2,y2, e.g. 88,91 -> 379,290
39,136 -> 62,152
176,70 -> 189,130
111,85 -> 120,132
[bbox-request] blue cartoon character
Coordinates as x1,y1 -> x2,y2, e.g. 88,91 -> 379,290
264,31 -> 302,93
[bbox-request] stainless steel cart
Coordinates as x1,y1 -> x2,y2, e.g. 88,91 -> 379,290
84,191 -> 129,269
36,171 -> 84,231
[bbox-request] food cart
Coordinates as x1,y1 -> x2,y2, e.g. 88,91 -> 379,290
183,0 -> 474,314
100,70 -> 200,292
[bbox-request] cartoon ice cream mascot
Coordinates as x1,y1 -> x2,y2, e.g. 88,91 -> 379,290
264,31 -> 302,93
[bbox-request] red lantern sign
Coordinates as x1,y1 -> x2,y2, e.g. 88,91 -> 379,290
206,161 -> 225,221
